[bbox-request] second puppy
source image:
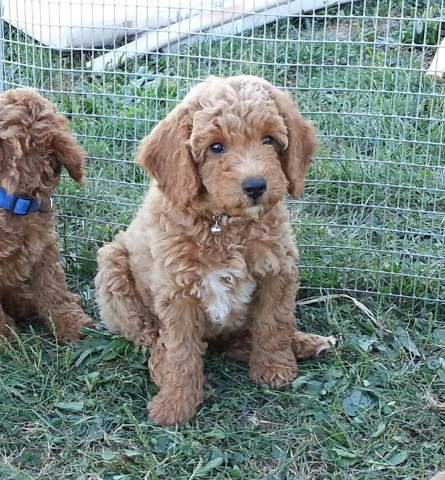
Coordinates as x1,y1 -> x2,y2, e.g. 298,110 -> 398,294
0,88 -> 92,340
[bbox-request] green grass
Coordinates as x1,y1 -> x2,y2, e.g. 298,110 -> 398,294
1,303 -> 445,479
1,0 -> 445,478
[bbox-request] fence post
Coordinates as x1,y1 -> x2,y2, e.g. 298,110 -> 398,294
0,0 -> 4,92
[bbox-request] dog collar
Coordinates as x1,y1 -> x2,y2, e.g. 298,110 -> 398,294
0,187 -> 53,215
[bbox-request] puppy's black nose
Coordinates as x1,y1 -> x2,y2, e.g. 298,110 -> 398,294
242,177 -> 267,199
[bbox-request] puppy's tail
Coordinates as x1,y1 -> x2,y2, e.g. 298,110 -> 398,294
95,235 -> 158,347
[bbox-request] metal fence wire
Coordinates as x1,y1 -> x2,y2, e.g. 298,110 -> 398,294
1,0 -> 445,315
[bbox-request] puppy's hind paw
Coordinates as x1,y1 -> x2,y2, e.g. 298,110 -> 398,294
315,335 -> 337,357
52,311 -> 93,341
292,331 -> 337,360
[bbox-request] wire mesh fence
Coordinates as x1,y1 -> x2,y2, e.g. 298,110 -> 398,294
1,0 -> 445,314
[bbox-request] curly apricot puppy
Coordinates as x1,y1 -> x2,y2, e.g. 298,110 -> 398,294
432,473 -> 445,480
96,75 -> 333,425
0,88 -> 92,340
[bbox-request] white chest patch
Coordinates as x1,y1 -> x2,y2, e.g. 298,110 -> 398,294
198,268 -> 256,325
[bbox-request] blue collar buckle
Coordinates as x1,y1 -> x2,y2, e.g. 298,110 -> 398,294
0,187 -> 52,216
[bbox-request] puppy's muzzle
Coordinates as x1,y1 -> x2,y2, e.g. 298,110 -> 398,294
242,177 -> 267,200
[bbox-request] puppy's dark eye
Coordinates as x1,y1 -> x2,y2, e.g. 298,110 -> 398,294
262,136 -> 274,145
209,143 -> 225,154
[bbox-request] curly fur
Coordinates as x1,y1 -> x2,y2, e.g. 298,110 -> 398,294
0,88 -> 92,340
95,75 -> 333,425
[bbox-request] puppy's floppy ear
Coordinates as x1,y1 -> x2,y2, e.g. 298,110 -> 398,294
0,132 -> 23,193
272,88 -> 318,199
51,117 -> 86,185
136,106 -> 201,207
0,88 -> 86,185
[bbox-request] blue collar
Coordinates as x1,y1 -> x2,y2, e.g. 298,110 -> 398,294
0,187 -> 48,215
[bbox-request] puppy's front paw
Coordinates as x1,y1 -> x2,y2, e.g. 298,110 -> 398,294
249,354 -> 298,388
147,388 -> 203,426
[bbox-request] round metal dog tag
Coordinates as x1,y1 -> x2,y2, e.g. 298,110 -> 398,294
210,223 -> 222,235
